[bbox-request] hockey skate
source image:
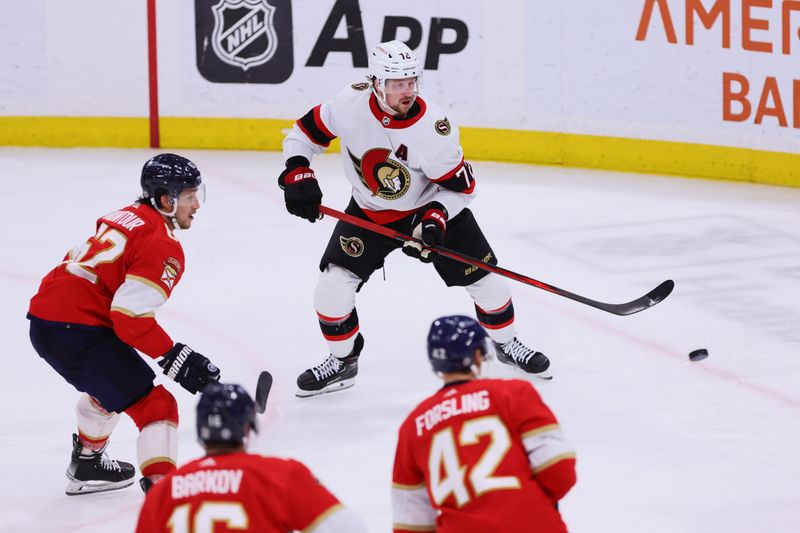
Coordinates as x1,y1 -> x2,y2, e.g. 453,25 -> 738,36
65,434 -> 135,495
296,334 -> 364,397
494,338 -> 553,380
139,477 -> 154,494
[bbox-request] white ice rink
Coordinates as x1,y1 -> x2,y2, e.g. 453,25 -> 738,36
2,147 -> 799,532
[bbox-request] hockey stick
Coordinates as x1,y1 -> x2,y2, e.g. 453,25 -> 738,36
319,205 -> 674,316
254,371 -> 273,414
202,370 -> 272,414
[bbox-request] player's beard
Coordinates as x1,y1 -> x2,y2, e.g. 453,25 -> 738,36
395,94 -> 416,116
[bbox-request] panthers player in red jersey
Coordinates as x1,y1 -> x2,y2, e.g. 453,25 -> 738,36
136,382 -> 368,533
27,154 -> 222,495
391,316 -> 576,533
279,40 -> 552,398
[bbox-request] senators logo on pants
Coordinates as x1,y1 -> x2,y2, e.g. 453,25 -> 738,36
347,148 -> 411,201
340,236 -> 365,257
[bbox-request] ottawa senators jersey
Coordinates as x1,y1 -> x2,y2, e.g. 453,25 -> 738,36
392,379 -> 577,533
28,203 -> 182,358
136,454 -> 342,533
283,83 -> 476,224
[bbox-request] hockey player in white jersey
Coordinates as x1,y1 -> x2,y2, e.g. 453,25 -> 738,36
279,40 -> 551,397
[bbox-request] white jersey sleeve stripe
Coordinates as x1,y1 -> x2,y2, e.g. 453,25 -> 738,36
522,426 -> 576,473
283,123 -> 326,162
126,274 -> 168,299
392,485 -> 437,531
431,157 -> 464,182
110,276 -> 167,317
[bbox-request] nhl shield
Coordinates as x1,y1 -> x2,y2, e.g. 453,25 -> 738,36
211,0 -> 278,71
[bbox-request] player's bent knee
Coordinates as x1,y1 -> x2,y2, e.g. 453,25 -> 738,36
466,272 -> 512,310
314,264 -> 361,314
125,384 -> 179,430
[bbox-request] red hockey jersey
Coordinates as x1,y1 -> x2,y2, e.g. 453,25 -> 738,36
136,453 -> 342,533
28,203 -> 182,358
392,379 -> 576,533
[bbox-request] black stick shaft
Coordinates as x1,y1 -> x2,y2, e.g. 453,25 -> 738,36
319,205 -> 674,316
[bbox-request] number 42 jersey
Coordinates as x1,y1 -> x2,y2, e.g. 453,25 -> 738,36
392,379 -> 577,533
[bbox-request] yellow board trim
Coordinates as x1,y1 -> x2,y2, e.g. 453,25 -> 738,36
0,116 -> 149,147
459,127 -> 800,187
1,116 -> 798,187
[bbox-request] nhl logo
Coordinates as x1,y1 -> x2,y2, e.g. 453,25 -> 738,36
211,0 -> 278,71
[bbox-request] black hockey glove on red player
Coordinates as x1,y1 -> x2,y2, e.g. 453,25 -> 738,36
158,343 -> 220,394
402,202 -> 448,264
278,157 -> 323,222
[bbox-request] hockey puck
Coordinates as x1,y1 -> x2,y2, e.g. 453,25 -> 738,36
689,349 -> 708,362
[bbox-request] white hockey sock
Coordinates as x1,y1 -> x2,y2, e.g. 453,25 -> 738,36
75,394 -> 121,452
466,273 -> 517,344
315,265 -> 362,357
138,420 -> 178,477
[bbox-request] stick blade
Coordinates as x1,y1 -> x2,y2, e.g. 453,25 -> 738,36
254,371 -> 273,414
607,279 -> 675,316
647,279 -> 675,303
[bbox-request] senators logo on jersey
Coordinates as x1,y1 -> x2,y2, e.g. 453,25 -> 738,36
347,148 -> 411,201
435,117 -> 451,136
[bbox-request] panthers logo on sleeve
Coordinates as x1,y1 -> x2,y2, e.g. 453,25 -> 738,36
160,257 -> 182,291
347,148 -> 411,201
160,263 -> 178,290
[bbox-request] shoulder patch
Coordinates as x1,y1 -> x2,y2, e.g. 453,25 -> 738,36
160,262 -> 179,290
165,256 -> 182,273
351,81 -> 370,91
434,117 -> 451,136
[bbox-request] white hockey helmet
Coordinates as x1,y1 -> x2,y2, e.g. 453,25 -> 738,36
368,40 -> 422,109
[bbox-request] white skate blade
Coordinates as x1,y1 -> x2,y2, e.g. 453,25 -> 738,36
65,473 -> 135,496
533,369 -> 553,381
295,378 -> 355,398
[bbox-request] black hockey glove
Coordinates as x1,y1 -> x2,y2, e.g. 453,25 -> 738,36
402,202 -> 448,263
158,343 -> 220,394
278,161 -> 323,223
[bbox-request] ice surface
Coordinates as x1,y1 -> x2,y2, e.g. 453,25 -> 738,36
2,147 -> 799,532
